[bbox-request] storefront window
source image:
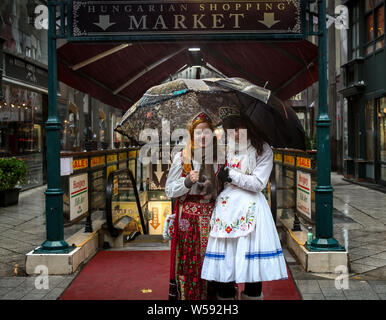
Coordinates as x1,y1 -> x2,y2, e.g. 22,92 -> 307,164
367,13 -> 375,42
365,1 -> 385,55
367,0 -> 384,11
61,102 -> 80,151
365,100 -> 375,161
0,84 -> 44,189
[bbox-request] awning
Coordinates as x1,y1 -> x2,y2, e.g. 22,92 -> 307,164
57,40 -> 318,110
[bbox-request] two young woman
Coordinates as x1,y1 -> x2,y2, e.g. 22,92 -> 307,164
165,108 -> 287,300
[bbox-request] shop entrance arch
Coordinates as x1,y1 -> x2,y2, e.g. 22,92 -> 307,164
36,0 -> 344,255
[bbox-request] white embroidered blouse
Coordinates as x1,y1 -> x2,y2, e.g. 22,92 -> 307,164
208,140 -> 273,238
227,141 -> 273,193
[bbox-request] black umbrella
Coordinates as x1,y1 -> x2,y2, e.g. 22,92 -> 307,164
206,78 -> 307,150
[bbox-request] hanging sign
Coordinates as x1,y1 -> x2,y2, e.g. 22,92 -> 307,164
71,0 -> 305,38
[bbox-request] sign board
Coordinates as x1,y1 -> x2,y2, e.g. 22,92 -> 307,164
71,0 -> 305,39
91,155 -> 105,167
150,163 -> 170,190
73,158 -> 89,171
60,157 -> 73,176
107,164 -> 117,178
284,155 -> 295,166
112,201 -> 144,233
107,154 -> 118,163
69,173 -> 89,220
148,201 -> 172,235
296,170 -> 311,219
297,156 -> 311,169
274,153 -> 283,162
113,175 -> 119,197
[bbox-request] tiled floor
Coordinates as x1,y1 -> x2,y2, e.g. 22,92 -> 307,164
0,276 -> 76,300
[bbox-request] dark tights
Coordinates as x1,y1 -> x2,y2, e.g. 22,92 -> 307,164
215,281 -> 262,298
244,282 -> 262,297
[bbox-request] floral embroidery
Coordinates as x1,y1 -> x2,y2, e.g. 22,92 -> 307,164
220,196 -> 229,207
226,159 -> 241,169
179,218 -> 190,231
211,201 -> 256,234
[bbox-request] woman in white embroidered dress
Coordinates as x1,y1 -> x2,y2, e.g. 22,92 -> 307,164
201,107 -> 288,300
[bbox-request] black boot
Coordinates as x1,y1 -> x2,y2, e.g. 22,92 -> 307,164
241,282 -> 263,300
216,282 -> 238,300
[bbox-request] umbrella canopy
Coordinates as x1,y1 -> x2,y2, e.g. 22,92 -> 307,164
115,78 -> 264,144
115,78 -> 306,150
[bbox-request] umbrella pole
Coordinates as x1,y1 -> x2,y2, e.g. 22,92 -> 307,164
307,0 -> 344,252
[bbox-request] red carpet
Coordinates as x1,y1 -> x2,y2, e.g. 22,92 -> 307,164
60,250 -> 301,300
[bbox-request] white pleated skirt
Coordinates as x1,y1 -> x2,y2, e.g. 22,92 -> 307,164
201,200 -> 288,283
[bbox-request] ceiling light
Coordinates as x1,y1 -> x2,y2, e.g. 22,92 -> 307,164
188,48 -> 200,52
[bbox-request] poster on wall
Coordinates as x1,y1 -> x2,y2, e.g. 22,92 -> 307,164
69,173 -> 88,221
112,201 -> 144,234
296,170 -> 311,219
148,201 -> 172,235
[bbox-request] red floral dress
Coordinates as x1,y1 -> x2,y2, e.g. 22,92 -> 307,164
166,151 -> 220,300
175,197 -> 214,299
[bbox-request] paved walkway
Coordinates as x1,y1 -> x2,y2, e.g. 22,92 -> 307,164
288,172 -> 386,300
0,173 -> 385,300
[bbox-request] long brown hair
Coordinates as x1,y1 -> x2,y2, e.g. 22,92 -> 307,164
183,113 -> 217,173
222,114 -> 268,156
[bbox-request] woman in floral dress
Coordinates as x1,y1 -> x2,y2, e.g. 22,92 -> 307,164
201,107 -> 288,300
165,112 -> 221,300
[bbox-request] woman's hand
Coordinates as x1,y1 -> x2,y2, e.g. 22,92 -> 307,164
189,170 -> 199,183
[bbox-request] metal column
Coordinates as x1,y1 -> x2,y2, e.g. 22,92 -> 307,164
308,0 -> 344,252
35,1 -> 75,254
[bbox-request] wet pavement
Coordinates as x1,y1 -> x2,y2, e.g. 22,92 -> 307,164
287,172 -> 386,300
0,172 -> 385,300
